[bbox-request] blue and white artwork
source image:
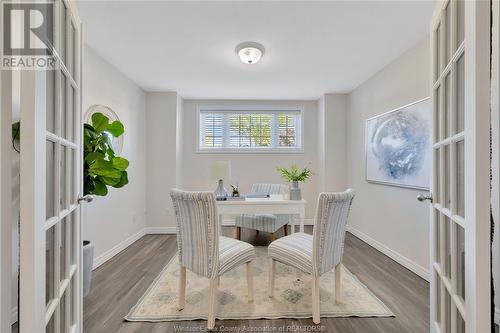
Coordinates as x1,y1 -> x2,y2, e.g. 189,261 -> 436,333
365,98 -> 431,190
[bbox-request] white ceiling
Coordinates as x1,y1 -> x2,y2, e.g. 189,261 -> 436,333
77,1 -> 435,100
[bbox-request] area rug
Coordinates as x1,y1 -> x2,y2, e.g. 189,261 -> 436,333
125,247 -> 393,321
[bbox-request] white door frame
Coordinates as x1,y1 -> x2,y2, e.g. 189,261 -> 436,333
0,65 -> 13,331
464,1 -> 491,331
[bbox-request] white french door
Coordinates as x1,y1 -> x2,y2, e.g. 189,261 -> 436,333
428,0 -> 491,332
19,1 -> 83,332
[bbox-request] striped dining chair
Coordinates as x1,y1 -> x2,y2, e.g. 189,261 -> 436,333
170,189 -> 256,330
267,189 -> 355,324
234,183 -> 290,241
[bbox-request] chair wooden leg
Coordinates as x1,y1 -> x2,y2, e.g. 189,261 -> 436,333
178,265 -> 186,310
217,276 -> 220,286
283,225 -> 288,236
256,230 -> 259,236
246,262 -> 254,302
236,227 -> 241,240
270,232 -> 276,242
268,258 -> 276,297
207,278 -> 218,330
312,275 -> 320,324
335,264 -> 342,304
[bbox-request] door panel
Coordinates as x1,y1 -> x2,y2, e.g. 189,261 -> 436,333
428,0 -> 490,332
19,0 -> 83,332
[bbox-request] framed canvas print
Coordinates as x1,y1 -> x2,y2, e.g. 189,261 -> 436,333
365,97 -> 431,190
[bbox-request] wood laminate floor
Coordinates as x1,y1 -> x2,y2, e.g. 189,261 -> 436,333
83,227 -> 429,333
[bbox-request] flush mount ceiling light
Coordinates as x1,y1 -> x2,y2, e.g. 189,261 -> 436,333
235,42 -> 265,65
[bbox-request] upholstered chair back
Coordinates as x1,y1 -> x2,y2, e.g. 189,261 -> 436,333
251,183 -> 287,195
312,189 -> 355,275
170,189 -> 219,278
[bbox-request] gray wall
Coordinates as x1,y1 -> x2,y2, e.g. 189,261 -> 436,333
346,37 -> 431,276
82,46 -> 148,264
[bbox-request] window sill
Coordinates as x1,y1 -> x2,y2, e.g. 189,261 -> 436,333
196,148 -> 305,154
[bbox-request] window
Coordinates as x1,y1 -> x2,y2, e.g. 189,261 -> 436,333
199,108 -> 302,152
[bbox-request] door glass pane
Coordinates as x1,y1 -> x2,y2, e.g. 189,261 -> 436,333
46,313 -> 55,333
434,149 -> 440,202
456,224 -> 465,301
60,2 -> 67,64
46,141 -> 56,219
61,73 -> 67,139
436,276 -> 441,324
71,23 -> 77,78
436,23 -> 442,75
435,86 -> 441,140
60,290 -> 68,333
445,291 -> 451,333
435,210 -> 441,263
46,227 -> 55,306
70,211 -> 76,265
444,216 -> 451,278
444,145 -> 450,208
457,307 -> 465,333
60,218 -> 67,281
60,147 -> 67,210
69,148 -> 75,205
456,54 -> 465,133
66,83 -> 73,141
456,140 -> 465,217
457,0 -> 465,47
445,3 -> 452,63
46,69 -> 56,133
445,73 -> 451,138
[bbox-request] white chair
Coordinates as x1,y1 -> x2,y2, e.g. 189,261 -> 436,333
170,189 -> 256,330
267,189 -> 355,324
235,183 -> 290,241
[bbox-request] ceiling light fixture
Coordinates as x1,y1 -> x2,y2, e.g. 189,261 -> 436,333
235,42 -> 265,65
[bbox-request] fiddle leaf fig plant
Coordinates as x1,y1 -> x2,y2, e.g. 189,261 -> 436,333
84,112 -> 129,196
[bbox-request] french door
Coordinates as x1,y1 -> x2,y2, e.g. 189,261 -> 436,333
19,1 -> 83,332
428,0 -> 491,332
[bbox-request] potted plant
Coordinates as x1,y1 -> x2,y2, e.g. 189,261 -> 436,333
82,112 -> 129,296
277,164 -> 313,200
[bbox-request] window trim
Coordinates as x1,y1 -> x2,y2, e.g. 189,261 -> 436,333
196,104 -> 304,153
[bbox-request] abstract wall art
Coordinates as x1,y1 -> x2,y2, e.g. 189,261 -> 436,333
365,98 -> 431,190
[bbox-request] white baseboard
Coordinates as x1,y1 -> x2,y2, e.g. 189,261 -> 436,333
11,306 -> 17,324
346,225 -> 430,281
92,227 -> 177,270
92,229 -> 146,270
144,226 -> 176,234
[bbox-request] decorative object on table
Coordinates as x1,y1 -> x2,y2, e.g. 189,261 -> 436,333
85,104 -> 124,154
125,247 -> 392,322
365,98 -> 431,190
231,184 -> 240,197
235,184 -> 289,241
211,161 -> 232,200
277,164 -> 313,200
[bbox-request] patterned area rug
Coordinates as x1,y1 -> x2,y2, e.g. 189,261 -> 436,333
125,247 -> 393,321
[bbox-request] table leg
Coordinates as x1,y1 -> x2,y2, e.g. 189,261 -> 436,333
291,215 -> 296,234
299,207 -> 305,233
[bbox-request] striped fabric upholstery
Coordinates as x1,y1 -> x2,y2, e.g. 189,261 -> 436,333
268,232 -> 313,273
218,236 -> 255,275
268,189 -> 355,276
171,189 -> 256,279
235,184 -> 290,233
